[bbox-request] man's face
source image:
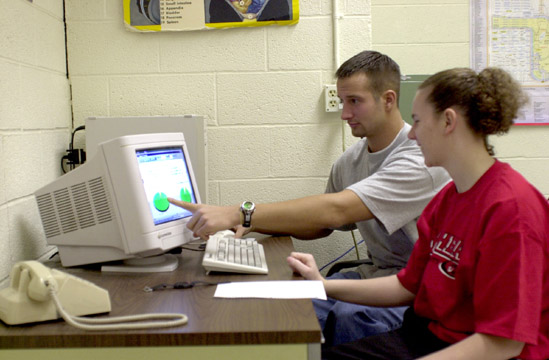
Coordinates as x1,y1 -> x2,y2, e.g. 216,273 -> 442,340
337,73 -> 385,138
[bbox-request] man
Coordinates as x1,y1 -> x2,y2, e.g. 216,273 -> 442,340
169,50 -> 450,346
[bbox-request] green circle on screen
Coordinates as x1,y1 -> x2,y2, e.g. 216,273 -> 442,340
180,187 -> 192,203
153,192 -> 169,212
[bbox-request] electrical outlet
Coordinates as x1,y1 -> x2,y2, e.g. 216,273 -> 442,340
324,84 -> 341,112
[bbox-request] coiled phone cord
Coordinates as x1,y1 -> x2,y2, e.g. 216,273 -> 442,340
47,281 -> 188,331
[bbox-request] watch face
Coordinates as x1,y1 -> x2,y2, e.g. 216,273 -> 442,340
243,201 -> 254,210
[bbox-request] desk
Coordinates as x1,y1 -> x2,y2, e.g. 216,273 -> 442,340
0,236 -> 321,360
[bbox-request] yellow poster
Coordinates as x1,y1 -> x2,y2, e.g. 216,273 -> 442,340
124,0 -> 299,32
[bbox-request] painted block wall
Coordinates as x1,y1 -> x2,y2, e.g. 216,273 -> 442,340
0,0 -> 72,285
64,0 -> 373,274
63,0 -> 482,274
372,0 -> 470,74
1,0 -> 547,286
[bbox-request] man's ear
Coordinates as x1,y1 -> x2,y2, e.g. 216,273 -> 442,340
443,108 -> 458,134
382,90 -> 398,111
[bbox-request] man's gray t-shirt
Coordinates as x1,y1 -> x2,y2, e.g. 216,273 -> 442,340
326,123 -> 450,277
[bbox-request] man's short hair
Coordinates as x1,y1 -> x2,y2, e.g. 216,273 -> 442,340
336,51 -> 401,102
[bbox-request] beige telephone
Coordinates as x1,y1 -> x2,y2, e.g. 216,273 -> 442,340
0,261 -> 187,330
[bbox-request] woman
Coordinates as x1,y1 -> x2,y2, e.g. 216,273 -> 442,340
288,67 -> 549,359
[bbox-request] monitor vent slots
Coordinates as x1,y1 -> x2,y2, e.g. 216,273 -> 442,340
54,188 -> 78,234
35,193 -> 61,238
89,177 -> 112,224
36,177 -> 113,239
71,182 -> 95,229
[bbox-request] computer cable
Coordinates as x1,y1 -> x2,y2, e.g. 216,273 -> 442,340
61,125 -> 86,173
143,280 -> 228,292
351,230 -> 361,259
319,237 -> 365,273
181,242 -> 207,252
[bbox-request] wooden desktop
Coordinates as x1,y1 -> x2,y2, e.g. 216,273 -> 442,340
0,236 -> 322,360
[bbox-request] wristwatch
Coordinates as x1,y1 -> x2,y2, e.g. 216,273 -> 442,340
240,201 -> 255,228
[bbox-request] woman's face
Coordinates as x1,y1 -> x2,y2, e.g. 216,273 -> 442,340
408,87 -> 447,167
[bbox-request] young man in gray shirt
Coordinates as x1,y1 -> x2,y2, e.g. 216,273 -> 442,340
169,50 -> 450,346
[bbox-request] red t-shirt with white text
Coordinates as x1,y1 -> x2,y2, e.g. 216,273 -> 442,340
398,161 -> 549,359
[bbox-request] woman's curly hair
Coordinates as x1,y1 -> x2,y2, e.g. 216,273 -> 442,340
419,67 -> 528,155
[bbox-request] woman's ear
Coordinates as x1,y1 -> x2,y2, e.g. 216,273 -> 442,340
443,108 -> 458,134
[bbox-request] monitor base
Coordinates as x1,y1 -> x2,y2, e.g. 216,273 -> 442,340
101,254 -> 179,273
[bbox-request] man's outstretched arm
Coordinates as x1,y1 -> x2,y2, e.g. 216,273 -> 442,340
169,189 -> 373,239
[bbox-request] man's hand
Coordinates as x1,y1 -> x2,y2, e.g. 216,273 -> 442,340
233,224 -> 252,239
286,252 -> 325,282
167,198 -> 241,240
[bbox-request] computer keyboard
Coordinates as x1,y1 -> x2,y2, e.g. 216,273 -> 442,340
202,230 -> 268,275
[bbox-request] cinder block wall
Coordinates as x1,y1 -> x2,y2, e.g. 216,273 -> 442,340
0,0 -> 72,284
1,0 -> 547,285
372,0 -> 470,74
64,0 -> 373,274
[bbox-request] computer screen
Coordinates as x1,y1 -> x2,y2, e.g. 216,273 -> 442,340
34,133 -> 200,272
85,115 -> 207,202
136,147 -> 197,225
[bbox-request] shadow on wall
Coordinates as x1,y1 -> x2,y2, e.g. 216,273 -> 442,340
13,212 -> 51,265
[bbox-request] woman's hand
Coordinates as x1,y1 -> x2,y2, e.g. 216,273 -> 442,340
286,252 -> 325,282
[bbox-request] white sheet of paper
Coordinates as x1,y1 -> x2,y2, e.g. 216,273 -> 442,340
214,280 -> 327,300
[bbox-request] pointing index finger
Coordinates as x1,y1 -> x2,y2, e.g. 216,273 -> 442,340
167,197 -> 199,213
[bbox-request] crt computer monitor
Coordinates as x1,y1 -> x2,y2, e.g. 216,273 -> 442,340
34,133 -> 200,272
85,115 -> 207,203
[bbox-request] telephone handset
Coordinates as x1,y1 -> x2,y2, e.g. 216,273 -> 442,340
0,261 -> 187,330
16,260 -> 58,302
